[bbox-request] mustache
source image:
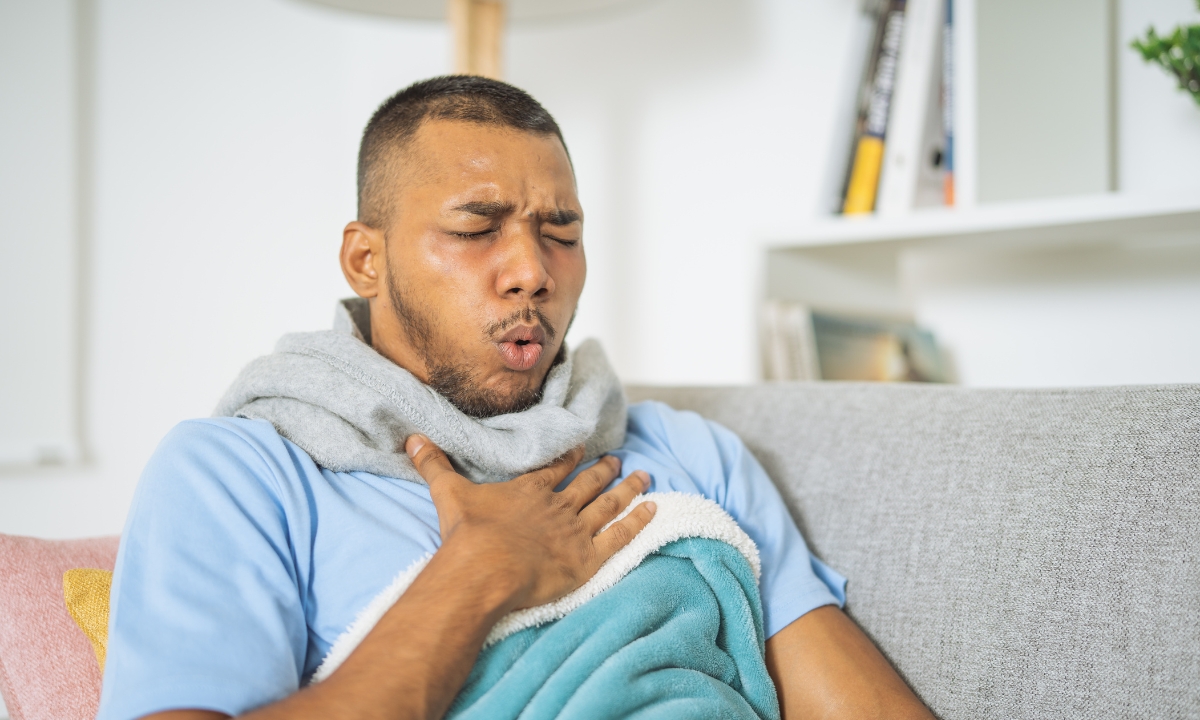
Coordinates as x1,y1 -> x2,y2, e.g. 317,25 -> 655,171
485,307 -> 558,343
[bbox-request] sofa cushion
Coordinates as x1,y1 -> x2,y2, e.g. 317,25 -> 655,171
63,568 -> 114,671
0,534 -> 120,720
628,383 -> 1200,720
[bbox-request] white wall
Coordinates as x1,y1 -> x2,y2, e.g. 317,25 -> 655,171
0,0 -> 80,467
906,241 -> 1200,387
0,0 -> 864,538
0,0 -> 448,538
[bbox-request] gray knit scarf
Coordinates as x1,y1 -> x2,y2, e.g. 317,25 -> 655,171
214,298 -> 627,484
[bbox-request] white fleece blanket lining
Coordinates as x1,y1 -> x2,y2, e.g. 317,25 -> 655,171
311,492 -> 760,683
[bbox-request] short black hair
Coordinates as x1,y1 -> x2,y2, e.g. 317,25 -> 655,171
357,75 -> 568,229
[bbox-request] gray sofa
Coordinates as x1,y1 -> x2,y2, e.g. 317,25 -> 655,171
628,382 -> 1199,719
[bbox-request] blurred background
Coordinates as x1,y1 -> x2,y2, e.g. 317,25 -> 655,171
1,0 -> 1198,551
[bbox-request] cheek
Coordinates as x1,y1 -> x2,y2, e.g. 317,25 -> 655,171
554,251 -> 586,302
415,236 -> 495,294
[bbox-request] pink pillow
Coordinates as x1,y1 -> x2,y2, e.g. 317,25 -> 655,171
0,534 -> 120,720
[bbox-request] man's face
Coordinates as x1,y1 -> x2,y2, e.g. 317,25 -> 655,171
341,120 -> 585,418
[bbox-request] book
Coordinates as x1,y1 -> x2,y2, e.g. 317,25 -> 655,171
760,301 -> 820,381
811,312 -> 947,382
841,0 -> 907,215
827,0 -> 890,215
760,301 -> 948,383
877,0 -> 946,214
942,0 -> 955,206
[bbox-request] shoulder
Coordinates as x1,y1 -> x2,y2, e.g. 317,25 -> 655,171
153,417 -> 294,470
140,417 -> 307,505
626,401 -> 748,475
159,415 -> 282,447
627,400 -> 744,453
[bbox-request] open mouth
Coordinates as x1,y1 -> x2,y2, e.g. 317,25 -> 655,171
495,324 -> 546,371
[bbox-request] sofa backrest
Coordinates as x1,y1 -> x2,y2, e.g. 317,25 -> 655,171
628,383 -> 1200,720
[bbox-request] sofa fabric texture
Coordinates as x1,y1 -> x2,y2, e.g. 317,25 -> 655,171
0,535 -> 120,720
628,383 -> 1200,720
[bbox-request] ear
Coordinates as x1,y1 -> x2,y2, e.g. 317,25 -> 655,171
341,221 -> 386,298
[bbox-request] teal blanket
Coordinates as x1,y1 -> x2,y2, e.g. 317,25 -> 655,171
449,537 -> 779,720
313,494 -> 780,719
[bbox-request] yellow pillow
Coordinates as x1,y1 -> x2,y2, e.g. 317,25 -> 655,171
63,568 -> 113,671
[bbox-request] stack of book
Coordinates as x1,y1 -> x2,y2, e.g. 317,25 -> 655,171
840,0 -> 955,216
760,301 -> 949,383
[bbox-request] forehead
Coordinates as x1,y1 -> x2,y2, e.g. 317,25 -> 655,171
398,120 -> 578,204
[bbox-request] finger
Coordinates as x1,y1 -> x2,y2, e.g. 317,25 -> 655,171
593,500 -> 657,562
521,445 -> 586,490
579,470 -> 648,535
405,435 -> 464,490
561,455 -> 622,508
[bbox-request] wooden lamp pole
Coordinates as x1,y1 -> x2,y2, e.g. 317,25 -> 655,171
448,0 -> 506,78
298,0 -> 644,80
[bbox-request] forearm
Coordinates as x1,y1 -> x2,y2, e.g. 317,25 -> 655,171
766,606 -> 934,720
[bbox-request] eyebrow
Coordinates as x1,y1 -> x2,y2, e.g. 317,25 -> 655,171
542,209 -> 581,226
450,201 -> 514,217
448,201 -> 581,226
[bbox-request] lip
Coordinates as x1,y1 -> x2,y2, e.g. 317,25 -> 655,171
494,324 -> 546,371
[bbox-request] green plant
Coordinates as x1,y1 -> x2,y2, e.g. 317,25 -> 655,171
1131,1 -> 1200,106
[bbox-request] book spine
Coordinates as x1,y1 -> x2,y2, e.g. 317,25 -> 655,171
759,301 -> 819,381
843,0 -> 907,215
835,1 -> 889,214
942,0 -> 955,206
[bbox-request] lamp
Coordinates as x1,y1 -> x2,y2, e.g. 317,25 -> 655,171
301,0 -> 647,78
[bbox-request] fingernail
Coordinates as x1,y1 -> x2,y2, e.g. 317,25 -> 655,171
644,501 -> 657,514
405,434 -> 428,457
637,471 -> 650,490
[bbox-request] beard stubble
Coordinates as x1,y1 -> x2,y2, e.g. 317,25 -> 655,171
386,263 -> 564,418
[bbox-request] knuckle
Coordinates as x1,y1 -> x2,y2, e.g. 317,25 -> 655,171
607,523 -> 631,545
596,457 -> 619,478
597,494 -> 620,515
415,445 -> 443,468
576,469 -> 601,491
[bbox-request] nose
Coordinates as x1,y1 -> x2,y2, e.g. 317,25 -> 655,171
495,228 -> 554,301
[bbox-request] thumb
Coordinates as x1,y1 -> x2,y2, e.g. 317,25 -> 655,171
406,435 -> 467,540
405,434 -> 460,487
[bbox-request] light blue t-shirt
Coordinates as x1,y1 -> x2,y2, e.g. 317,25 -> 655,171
98,401 -> 845,720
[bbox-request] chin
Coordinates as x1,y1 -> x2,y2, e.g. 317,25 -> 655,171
425,344 -> 566,419
432,368 -> 544,419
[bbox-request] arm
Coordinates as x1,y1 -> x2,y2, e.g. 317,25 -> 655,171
143,438 -> 655,720
765,606 -> 934,720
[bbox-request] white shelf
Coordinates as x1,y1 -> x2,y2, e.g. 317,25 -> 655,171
767,193 -> 1200,254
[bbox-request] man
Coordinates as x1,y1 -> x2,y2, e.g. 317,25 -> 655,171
98,76 -> 932,720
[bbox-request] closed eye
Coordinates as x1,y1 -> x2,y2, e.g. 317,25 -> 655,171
545,235 -> 579,247
453,229 -> 497,239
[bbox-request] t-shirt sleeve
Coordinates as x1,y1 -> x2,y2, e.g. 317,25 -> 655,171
704,419 -> 847,637
97,420 -> 310,720
636,403 -> 846,638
